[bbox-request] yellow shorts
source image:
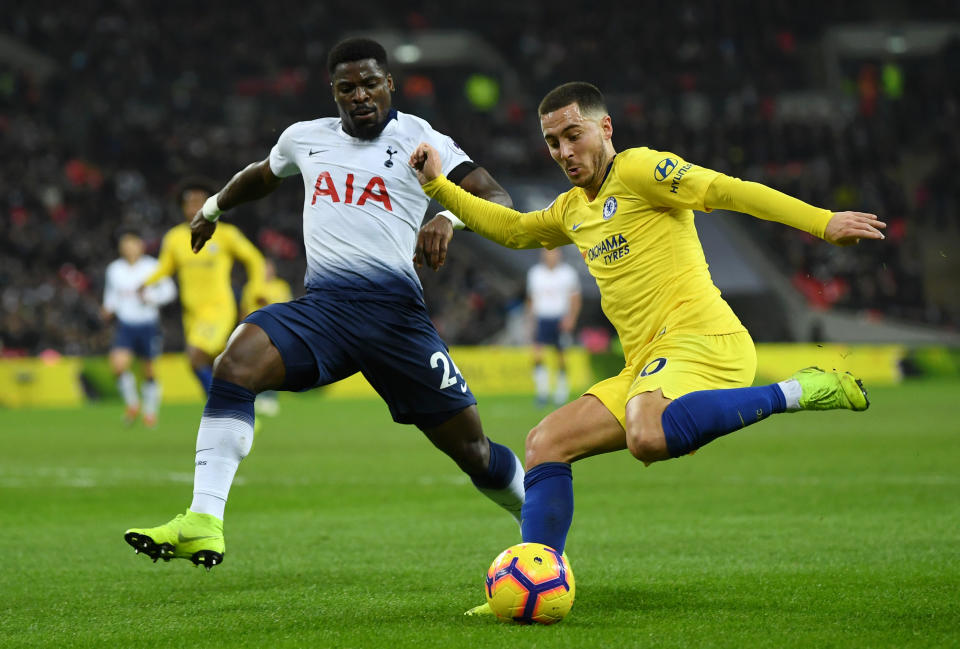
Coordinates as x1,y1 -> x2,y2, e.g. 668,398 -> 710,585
183,313 -> 235,358
586,330 -> 757,430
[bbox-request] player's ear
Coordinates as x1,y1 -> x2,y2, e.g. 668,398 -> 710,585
601,115 -> 613,141
386,74 -> 395,92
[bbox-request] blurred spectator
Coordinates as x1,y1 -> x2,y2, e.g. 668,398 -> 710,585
2,0 -> 958,355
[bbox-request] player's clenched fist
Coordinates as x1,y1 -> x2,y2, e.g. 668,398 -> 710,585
414,213 -> 454,271
823,211 -> 887,247
190,211 -> 217,253
409,143 -> 442,185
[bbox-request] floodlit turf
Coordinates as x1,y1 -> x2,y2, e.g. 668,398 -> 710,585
0,381 -> 957,649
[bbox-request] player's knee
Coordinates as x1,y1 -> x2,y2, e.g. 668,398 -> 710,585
524,422 -> 565,467
625,427 -> 666,464
212,349 -> 256,390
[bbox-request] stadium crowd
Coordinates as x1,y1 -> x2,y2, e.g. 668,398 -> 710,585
2,0 -> 958,355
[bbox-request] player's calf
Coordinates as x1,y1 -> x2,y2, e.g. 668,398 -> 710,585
650,368 -> 869,461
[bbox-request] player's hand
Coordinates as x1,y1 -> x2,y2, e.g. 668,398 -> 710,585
823,211 -> 886,246
100,308 -> 114,323
414,214 -> 454,270
560,314 -> 576,333
190,210 -> 217,253
409,143 -> 442,185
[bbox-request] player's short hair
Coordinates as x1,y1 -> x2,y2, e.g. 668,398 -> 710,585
174,176 -> 218,205
327,37 -> 388,75
115,227 -> 142,242
538,82 -> 608,119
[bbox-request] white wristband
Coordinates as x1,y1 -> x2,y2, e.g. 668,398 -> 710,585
437,209 -> 466,231
201,194 -> 223,222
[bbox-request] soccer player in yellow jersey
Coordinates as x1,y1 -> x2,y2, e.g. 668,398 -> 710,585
143,179 -> 266,393
240,258 -> 292,416
240,258 -> 292,319
410,82 -> 885,601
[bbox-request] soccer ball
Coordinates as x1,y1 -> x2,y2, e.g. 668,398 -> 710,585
485,543 -> 575,624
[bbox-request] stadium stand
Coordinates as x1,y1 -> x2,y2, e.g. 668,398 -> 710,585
1,1 -> 957,355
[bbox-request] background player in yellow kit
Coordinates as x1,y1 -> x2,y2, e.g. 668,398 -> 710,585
240,258 -> 292,416
143,179 -> 266,393
410,82 -> 885,609
240,258 -> 292,319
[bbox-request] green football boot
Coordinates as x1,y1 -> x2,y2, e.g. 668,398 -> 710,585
789,366 -> 869,412
465,602 -> 495,617
124,509 -> 224,570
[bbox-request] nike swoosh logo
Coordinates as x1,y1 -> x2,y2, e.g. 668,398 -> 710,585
460,382 -> 468,393
178,531 -> 218,544
308,149 -> 328,156
196,448 -> 214,454
571,221 -> 584,231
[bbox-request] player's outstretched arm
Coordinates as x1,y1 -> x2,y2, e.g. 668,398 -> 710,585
410,143 -> 564,250
415,167 -> 513,270
704,175 -> 886,245
191,159 -> 283,253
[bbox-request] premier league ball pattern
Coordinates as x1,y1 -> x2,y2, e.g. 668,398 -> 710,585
485,543 -> 575,624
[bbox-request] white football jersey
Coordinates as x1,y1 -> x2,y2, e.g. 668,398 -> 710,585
527,263 -> 581,319
103,256 -> 176,324
269,109 -> 471,301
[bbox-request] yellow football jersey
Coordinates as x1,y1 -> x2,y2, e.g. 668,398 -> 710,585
145,222 -> 265,322
427,147 -> 749,362
241,277 -> 292,317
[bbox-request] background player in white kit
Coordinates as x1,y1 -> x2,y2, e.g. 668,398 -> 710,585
124,38 -> 525,570
102,231 -> 176,427
526,248 -> 581,406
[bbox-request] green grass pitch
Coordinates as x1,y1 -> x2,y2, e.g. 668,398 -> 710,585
1,381 -> 957,648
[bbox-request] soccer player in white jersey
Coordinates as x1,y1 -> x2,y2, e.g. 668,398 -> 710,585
527,248 -> 581,406
102,231 -> 176,427
124,38 -> 525,570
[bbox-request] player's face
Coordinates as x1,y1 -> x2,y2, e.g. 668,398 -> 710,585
181,188 -> 209,221
542,248 -> 560,268
332,59 -> 394,140
541,103 -> 613,190
118,234 -> 144,261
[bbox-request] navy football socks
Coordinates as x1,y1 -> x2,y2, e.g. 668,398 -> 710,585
469,440 -> 519,489
520,462 -> 573,553
194,366 -> 214,395
661,384 -> 787,457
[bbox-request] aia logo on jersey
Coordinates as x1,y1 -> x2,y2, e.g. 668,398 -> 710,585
311,171 -> 393,212
654,158 -> 678,182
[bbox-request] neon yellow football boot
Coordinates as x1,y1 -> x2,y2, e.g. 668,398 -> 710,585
124,509 -> 224,570
465,602 -> 495,617
789,366 -> 869,412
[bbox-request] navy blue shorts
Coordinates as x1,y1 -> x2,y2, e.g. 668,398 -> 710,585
113,321 -> 162,358
244,292 -> 476,428
534,317 -> 565,348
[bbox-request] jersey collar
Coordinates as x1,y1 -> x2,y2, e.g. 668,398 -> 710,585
336,108 -> 399,141
598,154 -> 617,190
581,153 -> 617,203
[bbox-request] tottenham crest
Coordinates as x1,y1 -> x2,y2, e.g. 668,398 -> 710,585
603,196 -> 618,220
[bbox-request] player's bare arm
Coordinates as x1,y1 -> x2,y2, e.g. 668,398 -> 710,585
414,166 -> 512,270
191,159 -> 283,253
